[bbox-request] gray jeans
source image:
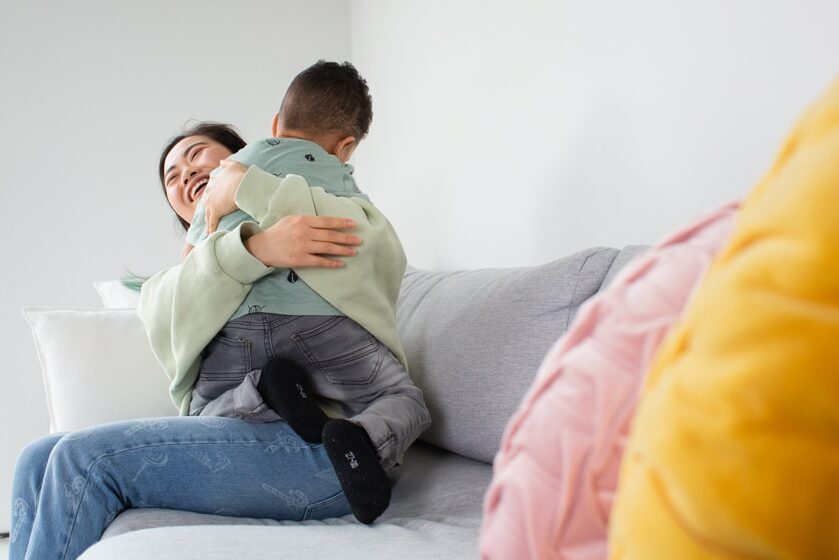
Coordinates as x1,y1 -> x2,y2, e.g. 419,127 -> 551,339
189,313 -> 431,471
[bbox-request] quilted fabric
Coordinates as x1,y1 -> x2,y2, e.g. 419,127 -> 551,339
609,77 -> 839,559
480,204 -> 737,559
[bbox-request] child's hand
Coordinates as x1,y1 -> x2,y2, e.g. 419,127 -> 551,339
204,159 -> 248,235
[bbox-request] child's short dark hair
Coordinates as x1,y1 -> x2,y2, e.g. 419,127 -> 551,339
279,60 -> 373,140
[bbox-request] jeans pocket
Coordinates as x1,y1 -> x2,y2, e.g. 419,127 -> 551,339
293,317 -> 383,385
196,335 -> 253,400
201,335 -> 253,374
302,490 -> 350,521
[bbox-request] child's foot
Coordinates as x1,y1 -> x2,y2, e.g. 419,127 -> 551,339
322,419 -> 391,524
257,357 -> 329,443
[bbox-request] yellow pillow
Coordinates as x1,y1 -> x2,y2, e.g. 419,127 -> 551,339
609,77 -> 839,559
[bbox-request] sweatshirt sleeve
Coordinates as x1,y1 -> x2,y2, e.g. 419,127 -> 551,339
235,165 -> 294,224
138,222 -> 272,413
235,170 -> 411,372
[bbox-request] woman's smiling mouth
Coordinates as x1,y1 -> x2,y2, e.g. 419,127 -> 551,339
188,177 -> 209,202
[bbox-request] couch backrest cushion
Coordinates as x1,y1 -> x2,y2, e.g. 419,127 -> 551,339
396,248 -> 633,464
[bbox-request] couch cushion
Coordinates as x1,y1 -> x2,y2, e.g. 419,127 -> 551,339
609,77 -> 839,558
395,248 -> 630,464
22,308 -> 174,432
84,523 -> 475,560
81,442 -> 492,559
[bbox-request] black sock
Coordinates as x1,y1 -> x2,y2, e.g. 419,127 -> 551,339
257,357 -> 329,443
322,419 -> 391,525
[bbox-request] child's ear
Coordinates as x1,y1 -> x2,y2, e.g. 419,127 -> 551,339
334,136 -> 357,163
271,113 -> 281,137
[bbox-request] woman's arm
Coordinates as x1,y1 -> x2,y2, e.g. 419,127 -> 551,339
201,160 -> 363,266
139,222 -> 269,413
245,215 -> 359,268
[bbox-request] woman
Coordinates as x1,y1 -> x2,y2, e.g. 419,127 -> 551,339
10,123 -> 363,560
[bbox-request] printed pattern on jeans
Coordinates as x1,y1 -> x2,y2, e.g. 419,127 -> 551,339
64,476 -> 87,510
196,416 -> 229,429
132,449 -> 170,482
123,418 -> 170,437
187,448 -> 232,473
262,483 -> 308,514
11,498 -> 30,543
264,433 -> 308,454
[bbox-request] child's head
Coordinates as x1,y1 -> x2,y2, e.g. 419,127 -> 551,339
273,60 -> 372,163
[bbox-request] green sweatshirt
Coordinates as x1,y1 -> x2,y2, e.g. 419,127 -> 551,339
139,166 -> 408,415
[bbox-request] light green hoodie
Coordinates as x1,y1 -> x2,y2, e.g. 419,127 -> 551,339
139,166 -> 408,415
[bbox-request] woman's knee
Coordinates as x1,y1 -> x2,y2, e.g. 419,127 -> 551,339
12,433 -> 65,520
46,425 -> 122,471
14,433 -> 64,480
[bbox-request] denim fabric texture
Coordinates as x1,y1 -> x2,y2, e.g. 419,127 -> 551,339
189,313 -> 431,471
10,417 -> 350,560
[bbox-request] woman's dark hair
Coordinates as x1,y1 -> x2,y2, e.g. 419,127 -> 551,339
158,121 -> 247,231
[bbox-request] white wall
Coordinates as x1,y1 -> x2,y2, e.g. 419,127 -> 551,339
0,0 -> 350,532
350,0 -> 839,270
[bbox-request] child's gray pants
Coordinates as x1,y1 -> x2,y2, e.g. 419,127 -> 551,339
189,312 -> 431,471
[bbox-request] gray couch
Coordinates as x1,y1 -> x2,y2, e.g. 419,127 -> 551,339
79,246 -> 647,560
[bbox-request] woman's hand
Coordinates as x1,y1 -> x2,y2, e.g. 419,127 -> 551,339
244,215 -> 362,269
204,159 -> 249,235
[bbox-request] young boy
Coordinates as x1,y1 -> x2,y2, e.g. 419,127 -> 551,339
183,61 -> 430,524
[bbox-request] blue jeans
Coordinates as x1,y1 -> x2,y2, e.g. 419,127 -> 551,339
10,416 -> 350,560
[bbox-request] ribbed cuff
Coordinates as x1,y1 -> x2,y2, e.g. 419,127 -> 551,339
212,222 -> 273,285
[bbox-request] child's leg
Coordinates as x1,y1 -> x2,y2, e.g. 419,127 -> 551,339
269,315 -> 432,523
314,342 -> 430,524
190,311 -> 392,524
286,316 -> 432,471
256,356 -> 329,443
321,418 -> 392,525
255,353 -> 390,523
189,314 -> 343,446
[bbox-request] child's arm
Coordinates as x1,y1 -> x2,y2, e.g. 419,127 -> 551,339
204,158 -> 370,234
204,160 -> 344,231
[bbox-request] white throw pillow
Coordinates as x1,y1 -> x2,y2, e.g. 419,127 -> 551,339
93,280 -> 141,309
23,308 -> 176,432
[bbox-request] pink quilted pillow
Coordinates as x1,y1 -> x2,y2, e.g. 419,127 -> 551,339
479,203 -> 737,560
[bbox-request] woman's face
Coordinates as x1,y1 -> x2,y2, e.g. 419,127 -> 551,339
162,135 -> 232,223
